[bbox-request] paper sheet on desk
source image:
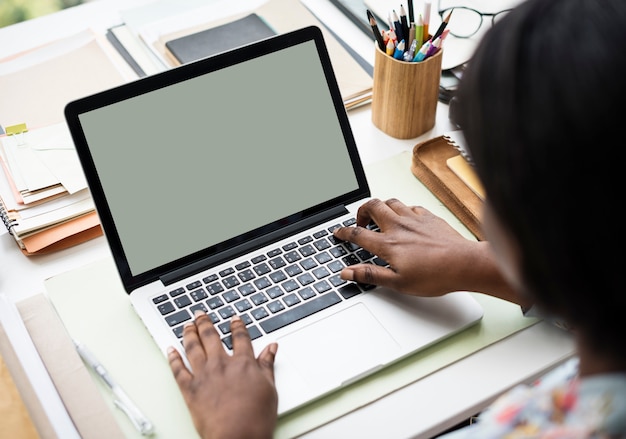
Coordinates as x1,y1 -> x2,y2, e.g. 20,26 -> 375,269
0,123 -> 88,196
0,29 -> 135,128
44,152 -> 538,439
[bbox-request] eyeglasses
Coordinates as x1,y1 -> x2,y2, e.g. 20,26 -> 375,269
437,5 -> 511,38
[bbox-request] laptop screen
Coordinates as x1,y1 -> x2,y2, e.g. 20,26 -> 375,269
66,27 -> 369,290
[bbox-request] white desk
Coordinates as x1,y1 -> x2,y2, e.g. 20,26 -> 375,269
0,1 -> 575,438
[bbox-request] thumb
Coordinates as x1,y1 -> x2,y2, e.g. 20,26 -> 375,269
258,342 -> 278,383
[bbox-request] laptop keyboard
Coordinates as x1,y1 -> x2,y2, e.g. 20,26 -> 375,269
151,217 -> 386,350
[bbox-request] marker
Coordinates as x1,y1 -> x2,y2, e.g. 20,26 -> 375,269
367,9 -> 386,51
74,340 -> 154,436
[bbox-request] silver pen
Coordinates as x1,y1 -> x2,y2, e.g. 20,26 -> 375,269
73,339 -> 154,436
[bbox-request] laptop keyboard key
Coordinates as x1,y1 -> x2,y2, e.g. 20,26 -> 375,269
253,262 -> 271,276
219,267 -> 235,277
250,292 -> 268,306
238,283 -> 256,296
234,299 -> 252,312
222,275 -> 240,289
153,294 -> 168,304
174,295 -> 192,308
329,274 -> 346,287
223,290 -> 240,303
158,302 -> 175,315
313,280 -> 331,294
298,287 -> 316,300
338,283 -> 361,299
186,280 -> 202,290
266,286 -> 284,299
218,306 -> 236,319
170,287 -> 186,297
251,307 -> 269,321
267,300 -> 285,314
253,276 -> 272,290
222,325 -> 262,350
259,292 -> 342,334
190,289 -> 208,301
235,261 -> 251,270
251,255 -> 267,264
206,297 -> 224,309
283,293 -> 301,307
166,310 -> 191,327
206,282 -> 225,295
203,274 -> 218,284
190,303 -> 208,314
269,270 -> 287,283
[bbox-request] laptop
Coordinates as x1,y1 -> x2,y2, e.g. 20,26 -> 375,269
64,25 -> 483,415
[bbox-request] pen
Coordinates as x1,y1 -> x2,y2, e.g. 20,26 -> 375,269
367,9 -> 386,51
74,340 -> 154,436
407,0 -> 414,24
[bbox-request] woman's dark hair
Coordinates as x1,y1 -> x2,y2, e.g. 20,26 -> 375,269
456,0 -> 626,361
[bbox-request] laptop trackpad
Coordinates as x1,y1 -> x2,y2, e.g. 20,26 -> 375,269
278,303 -> 401,388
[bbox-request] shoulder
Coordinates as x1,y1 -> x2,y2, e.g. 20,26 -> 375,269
438,358 -> 626,438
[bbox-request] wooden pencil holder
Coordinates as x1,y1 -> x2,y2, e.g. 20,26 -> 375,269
371,43 -> 442,139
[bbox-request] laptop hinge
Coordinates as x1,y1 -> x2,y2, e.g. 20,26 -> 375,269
160,205 -> 349,286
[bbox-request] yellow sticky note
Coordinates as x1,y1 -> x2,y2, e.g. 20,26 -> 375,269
446,154 -> 485,200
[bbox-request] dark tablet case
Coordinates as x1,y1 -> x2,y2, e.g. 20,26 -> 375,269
165,13 -> 276,65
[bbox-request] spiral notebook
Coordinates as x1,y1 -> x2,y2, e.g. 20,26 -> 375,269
64,26 -> 483,415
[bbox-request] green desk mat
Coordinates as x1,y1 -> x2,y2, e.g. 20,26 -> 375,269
46,151 -> 538,438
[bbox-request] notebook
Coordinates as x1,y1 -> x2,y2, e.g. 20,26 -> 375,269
64,26 -> 483,415
164,13 -> 276,66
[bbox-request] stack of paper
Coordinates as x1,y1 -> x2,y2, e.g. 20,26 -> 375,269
0,30 -> 135,255
0,123 -> 101,255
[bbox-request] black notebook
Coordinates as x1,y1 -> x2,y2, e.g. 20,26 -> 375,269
165,13 -> 276,65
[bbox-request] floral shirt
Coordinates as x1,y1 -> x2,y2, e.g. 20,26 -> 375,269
440,357 -> 626,438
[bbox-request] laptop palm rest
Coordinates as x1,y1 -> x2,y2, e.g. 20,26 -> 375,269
276,303 -> 401,392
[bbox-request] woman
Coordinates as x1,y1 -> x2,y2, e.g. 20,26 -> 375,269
167,0 -> 626,436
